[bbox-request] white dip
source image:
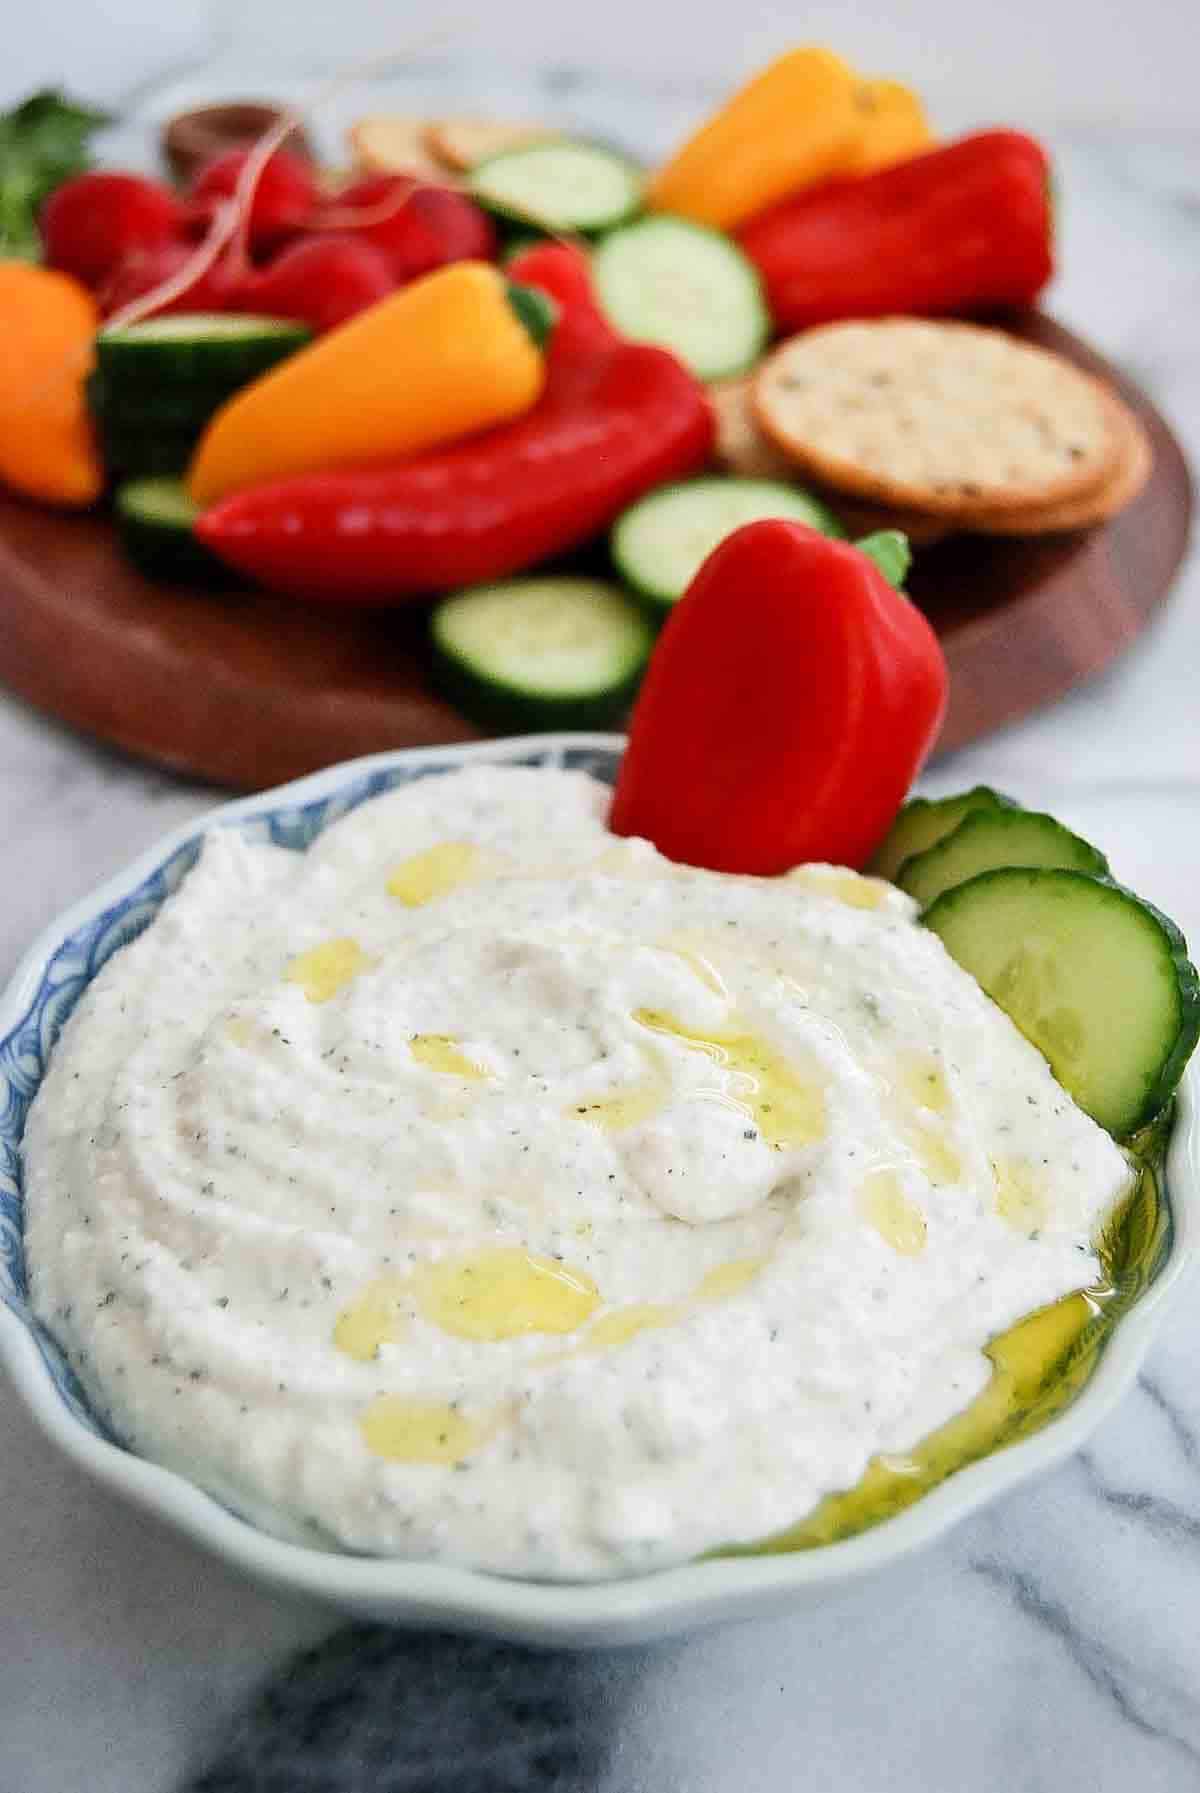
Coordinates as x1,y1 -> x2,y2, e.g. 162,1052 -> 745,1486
24,767 -> 1132,1579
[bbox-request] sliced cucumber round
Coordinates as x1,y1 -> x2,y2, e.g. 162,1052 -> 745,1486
899,807 -> 1109,911
470,141 -> 643,233
90,412 -> 204,479
431,577 -> 653,733
592,215 -> 769,382
87,375 -> 233,476
869,786 -> 1018,883
87,376 -> 235,428
114,477 -> 230,584
611,476 -> 845,612
96,314 -> 311,393
924,868 -> 1200,1137
91,315 -> 311,481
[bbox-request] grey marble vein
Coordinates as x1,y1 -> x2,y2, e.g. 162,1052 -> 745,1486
1077,1450 -> 1200,1551
1139,1369 -> 1200,1470
969,1553 -> 1200,1770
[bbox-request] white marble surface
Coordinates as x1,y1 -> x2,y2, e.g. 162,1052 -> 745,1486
1,56 -> 1200,1793
7,0 -> 1200,130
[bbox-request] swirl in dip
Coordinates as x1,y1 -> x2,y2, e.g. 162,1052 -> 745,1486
23,768 -> 1132,1579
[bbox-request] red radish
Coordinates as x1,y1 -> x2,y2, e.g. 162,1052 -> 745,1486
321,175 -> 496,279
390,184 -> 497,273
610,520 -> 948,873
40,172 -> 184,289
177,197 -> 230,241
99,241 -> 242,318
189,147 -> 318,251
233,235 -> 397,332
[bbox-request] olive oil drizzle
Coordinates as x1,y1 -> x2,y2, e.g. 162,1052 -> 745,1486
633,1008 -> 826,1150
720,1109 -> 1173,1557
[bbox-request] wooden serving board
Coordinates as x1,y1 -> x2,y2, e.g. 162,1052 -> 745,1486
0,314 -> 1191,793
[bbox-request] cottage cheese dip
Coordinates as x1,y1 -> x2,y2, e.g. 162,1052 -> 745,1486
24,767 -> 1132,1579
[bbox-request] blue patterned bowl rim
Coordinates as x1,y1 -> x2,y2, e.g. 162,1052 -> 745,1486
1,733 -> 1196,1644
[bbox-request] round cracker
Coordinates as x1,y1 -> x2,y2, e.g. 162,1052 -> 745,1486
711,377 -> 952,542
349,115 -> 446,180
961,400 -> 1152,535
753,319 -> 1122,516
710,376 -> 798,482
424,117 -> 555,172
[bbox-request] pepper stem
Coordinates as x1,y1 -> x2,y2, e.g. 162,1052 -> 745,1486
854,530 -> 912,590
506,281 -> 558,349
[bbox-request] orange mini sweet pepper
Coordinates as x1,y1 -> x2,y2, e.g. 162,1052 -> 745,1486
845,79 -> 934,174
0,261 -> 103,507
188,260 -> 552,507
647,48 -> 866,232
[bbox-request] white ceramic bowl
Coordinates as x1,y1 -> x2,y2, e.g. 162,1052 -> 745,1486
1,735 -> 1195,1645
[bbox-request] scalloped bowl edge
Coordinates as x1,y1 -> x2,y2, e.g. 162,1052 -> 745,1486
1,734 -> 1196,1645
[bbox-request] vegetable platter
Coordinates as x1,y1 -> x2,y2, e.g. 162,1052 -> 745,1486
0,59 -> 1192,790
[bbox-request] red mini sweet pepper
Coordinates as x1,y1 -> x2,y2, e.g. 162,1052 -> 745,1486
505,240 -> 614,355
610,520 -> 948,874
196,245 -> 714,602
737,129 -> 1054,331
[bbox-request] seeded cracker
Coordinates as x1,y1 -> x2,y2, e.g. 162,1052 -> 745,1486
753,318 -> 1121,516
712,375 -> 952,543
424,118 -> 556,173
960,396 -> 1152,534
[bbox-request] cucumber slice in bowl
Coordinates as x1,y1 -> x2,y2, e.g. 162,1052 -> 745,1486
869,786 -> 1017,882
592,215 -> 769,382
924,868 -> 1200,1137
431,577 -> 653,732
469,141 -> 643,233
611,476 -> 844,612
899,808 -> 1108,911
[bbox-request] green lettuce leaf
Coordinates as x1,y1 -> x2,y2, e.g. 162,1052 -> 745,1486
0,89 -> 112,260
